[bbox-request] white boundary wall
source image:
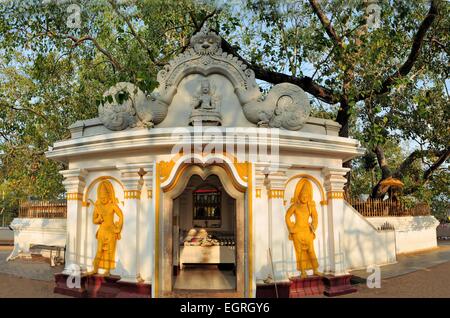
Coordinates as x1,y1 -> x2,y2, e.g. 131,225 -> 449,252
366,216 -> 439,254
342,202 -> 397,270
7,218 -> 66,261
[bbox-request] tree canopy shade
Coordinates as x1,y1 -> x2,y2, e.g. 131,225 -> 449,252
0,0 -> 448,219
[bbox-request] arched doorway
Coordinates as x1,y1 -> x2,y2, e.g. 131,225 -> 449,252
172,174 -> 236,291
158,163 -> 247,297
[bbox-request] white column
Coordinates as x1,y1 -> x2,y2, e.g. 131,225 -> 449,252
266,166 -> 290,281
323,167 -> 350,275
60,168 -> 88,274
140,164 -> 153,284
253,163 -> 270,283
117,164 -> 143,283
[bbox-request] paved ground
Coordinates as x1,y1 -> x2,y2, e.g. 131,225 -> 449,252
0,250 -> 63,281
350,241 -> 450,280
0,242 -> 449,298
342,260 -> 450,298
0,248 -> 69,298
0,273 -> 69,298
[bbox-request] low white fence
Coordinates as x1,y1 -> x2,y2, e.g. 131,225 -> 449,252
7,218 -> 66,261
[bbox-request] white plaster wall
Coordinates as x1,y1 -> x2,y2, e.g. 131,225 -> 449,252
139,183 -> 153,283
253,187 -> 270,282
366,216 -> 439,254
7,218 -> 66,260
342,202 -> 396,270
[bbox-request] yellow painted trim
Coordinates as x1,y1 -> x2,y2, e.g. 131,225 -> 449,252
255,188 -> 261,198
327,191 -> 344,200
147,189 -> 152,199
268,189 -> 284,199
66,192 -> 83,201
158,160 -> 176,184
154,165 -> 160,298
285,174 -> 327,206
124,190 -> 141,199
162,162 -> 246,193
83,176 -> 124,205
247,162 -> 253,298
233,162 -> 248,182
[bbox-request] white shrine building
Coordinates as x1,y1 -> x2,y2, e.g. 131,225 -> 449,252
44,27 -> 439,298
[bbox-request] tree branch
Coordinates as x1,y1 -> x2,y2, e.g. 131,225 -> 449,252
220,37 -> 340,104
423,146 -> 450,181
108,0 -> 161,66
308,0 -> 343,47
44,26 -> 124,72
66,35 -> 124,71
357,0 -> 439,101
182,7 -> 340,104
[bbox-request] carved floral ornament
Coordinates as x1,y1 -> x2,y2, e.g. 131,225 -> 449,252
98,25 -> 310,131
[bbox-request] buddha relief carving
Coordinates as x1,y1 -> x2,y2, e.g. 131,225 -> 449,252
189,79 -> 222,126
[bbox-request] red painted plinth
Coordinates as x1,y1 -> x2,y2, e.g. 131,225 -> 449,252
54,273 -> 151,298
289,275 -> 324,298
322,274 -> 357,297
256,274 -> 358,298
255,282 -> 291,298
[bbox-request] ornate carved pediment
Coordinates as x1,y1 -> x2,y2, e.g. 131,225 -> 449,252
98,25 -> 310,131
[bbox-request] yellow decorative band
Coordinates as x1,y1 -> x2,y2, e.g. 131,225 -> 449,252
255,188 -> 261,198
268,189 -> 284,199
327,191 -> 344,200
124,190 -> 141,199
67,193 -> 83,201
148,190 -> 152,199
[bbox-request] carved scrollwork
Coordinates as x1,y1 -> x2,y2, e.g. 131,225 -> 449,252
98,82 -> 142,131
98,82 -> 169,130
243,83 -> 310,130
98,26 -> 310,131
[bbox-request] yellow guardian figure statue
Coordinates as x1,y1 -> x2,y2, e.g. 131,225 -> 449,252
91,180 -> 124,276
285,179 -> 320,278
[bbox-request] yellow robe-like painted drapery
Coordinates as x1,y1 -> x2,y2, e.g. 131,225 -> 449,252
285,179 -> 319,275
92,180 -> 123,273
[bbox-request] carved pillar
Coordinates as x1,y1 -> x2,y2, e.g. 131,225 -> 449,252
266,165 -> 290,281
140,164 -> 154,284
117,164 -> 143,283
322,167 -> 350,275
60,168 -> 88,274
253,163 -> 270,283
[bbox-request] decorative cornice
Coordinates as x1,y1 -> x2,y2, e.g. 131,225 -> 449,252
60,168 -> 88,193
47,128 -> 365,164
